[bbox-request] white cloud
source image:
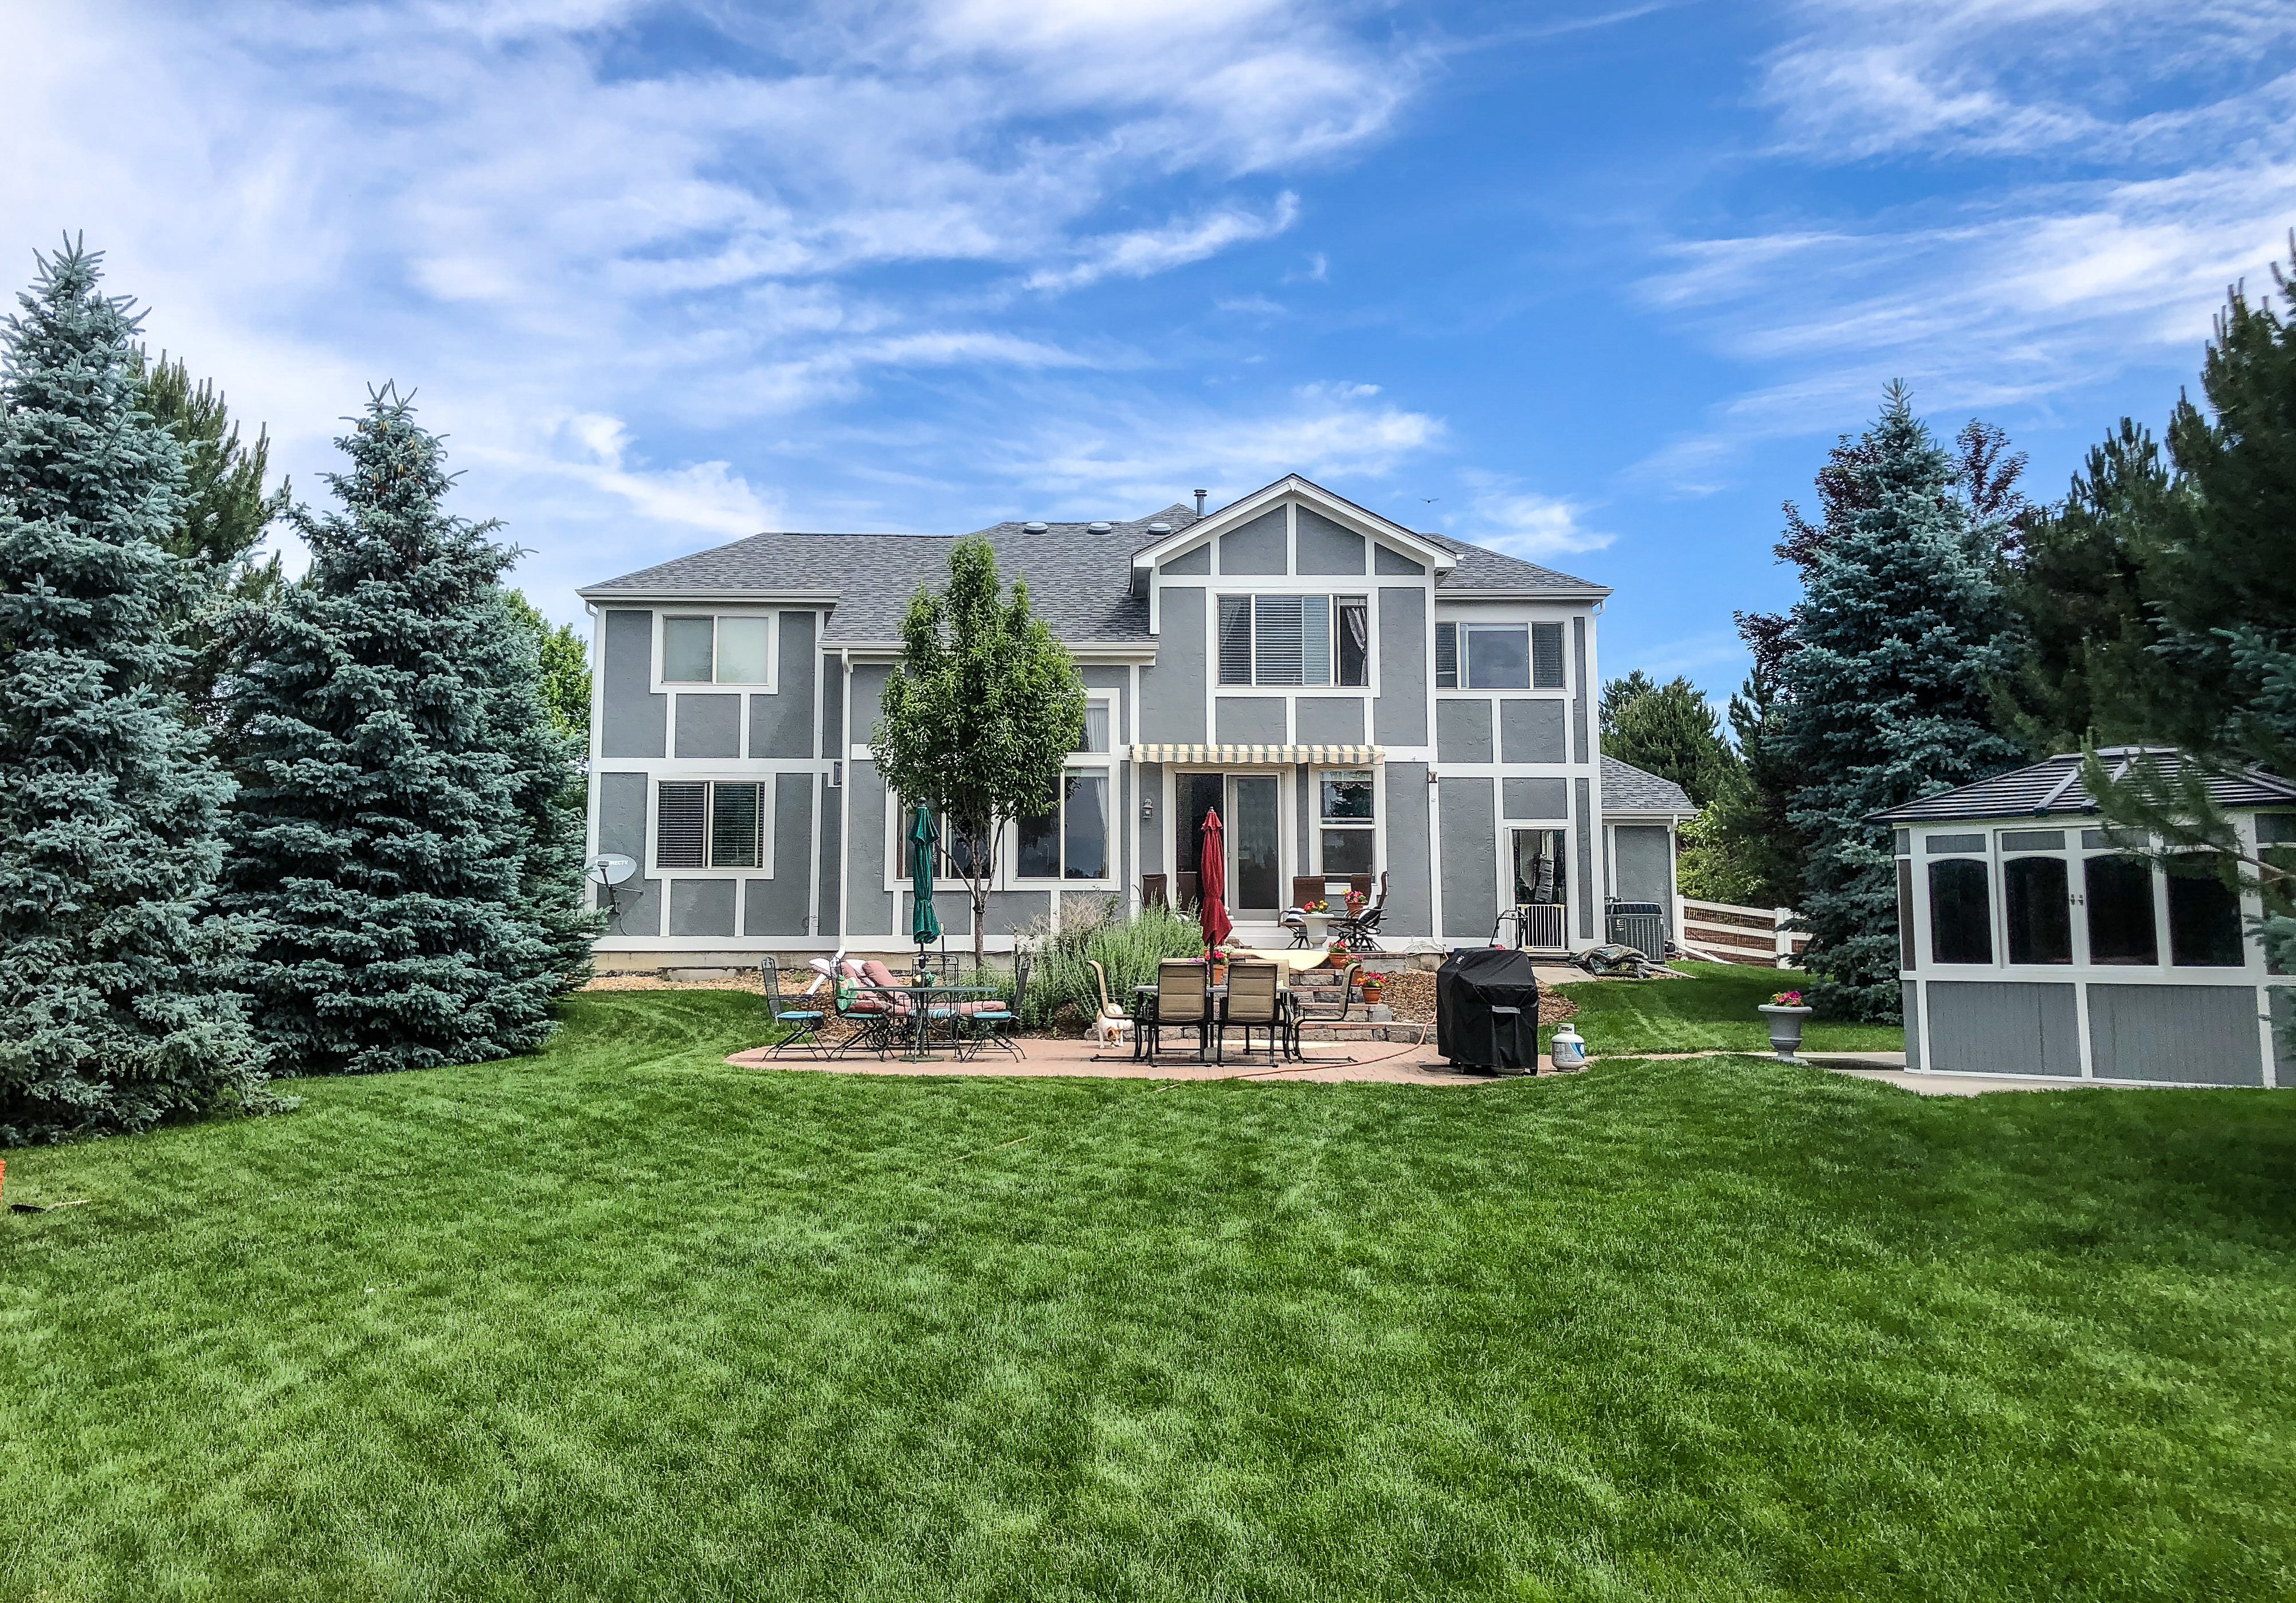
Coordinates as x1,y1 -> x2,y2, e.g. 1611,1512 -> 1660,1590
0,0 -> 1429,622
1637,0 -> 2296,486
1466,487 -> 1614,560
1026,196 -> 1300,292
992,384 -> 1445,510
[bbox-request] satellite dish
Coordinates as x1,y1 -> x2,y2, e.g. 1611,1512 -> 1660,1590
586,853 -> 638,887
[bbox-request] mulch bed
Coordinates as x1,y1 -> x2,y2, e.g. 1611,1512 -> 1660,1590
1366,967 -> 1577,1026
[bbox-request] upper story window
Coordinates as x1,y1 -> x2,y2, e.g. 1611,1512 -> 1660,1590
1218,595 -> 1370,687
1435,621 -> 1565,690
662,614 -> 772,685
1073,699 -> 1111,753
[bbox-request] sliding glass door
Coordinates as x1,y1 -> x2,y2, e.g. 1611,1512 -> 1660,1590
1172,771 -> 1283,919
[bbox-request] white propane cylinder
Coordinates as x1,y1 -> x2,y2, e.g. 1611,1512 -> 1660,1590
1549,1023 -> 1587,1070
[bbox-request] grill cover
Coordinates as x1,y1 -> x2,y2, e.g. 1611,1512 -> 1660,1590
1435,946 -> 1541,1071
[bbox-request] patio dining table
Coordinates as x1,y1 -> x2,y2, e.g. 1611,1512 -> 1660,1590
855,983 -> 1000,1059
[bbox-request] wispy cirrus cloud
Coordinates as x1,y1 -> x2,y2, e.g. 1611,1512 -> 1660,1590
0,0 -> 1429,604
1637,0 -> 2296,488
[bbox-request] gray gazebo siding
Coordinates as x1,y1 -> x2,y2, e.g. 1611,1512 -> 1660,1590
1872,750 -> 2296,1087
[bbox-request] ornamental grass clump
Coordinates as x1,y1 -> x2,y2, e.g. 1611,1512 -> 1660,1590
1010,901 -> 1205,1030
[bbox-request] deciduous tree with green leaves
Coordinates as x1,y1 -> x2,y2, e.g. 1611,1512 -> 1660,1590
0,241 -> 278,1142
504,589 -> 592,744
873,538 -> 1087,964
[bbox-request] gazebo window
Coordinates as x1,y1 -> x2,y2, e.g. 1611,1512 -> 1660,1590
2083,855 -> 2158,965
1927,858 -> 1993,965
2003,855 -> 2072,965
2166,856 -> 2245,967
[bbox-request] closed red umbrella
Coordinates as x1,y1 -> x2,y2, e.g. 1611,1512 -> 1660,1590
1198,806 -> 1233,952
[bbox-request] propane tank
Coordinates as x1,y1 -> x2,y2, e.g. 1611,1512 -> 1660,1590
1548,1023 -> 1587,1071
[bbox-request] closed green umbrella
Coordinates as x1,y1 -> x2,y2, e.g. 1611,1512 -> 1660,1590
908,804 -> 941,951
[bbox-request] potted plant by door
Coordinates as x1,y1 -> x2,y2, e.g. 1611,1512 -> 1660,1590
1757,989 -> 1813,1061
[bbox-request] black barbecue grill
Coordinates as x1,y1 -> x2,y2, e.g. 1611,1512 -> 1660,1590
1435,947 -> 1541,1073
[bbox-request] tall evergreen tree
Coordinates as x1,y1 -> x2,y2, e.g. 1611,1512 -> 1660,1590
1695,654 -> 1808,911
132,351 -> 289,722
1599,673 -> 1738,808
1767,385 -> 2026,1019
0,241 -> 276,1143
218,388 -> 585,1072
2062,243 -> 2296,984
497,589 -> 600,991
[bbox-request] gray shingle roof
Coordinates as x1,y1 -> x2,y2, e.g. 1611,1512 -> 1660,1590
1426,534 -> 1606,595
579,494 -> 1607,639
1601,755 -> 1694,813
1866,749 -> 2296,823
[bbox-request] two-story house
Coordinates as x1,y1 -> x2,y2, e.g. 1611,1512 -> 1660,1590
577,474 -> 1691,968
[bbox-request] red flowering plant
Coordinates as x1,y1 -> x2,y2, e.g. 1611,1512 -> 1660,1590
1769,990 -> 1805,1007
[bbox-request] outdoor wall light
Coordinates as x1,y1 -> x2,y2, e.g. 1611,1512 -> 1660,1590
1142,797 -> 1155,820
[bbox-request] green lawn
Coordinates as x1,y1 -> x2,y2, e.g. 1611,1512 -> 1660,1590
3,992 -> 2293,1601
1546,961 -> 1905,1056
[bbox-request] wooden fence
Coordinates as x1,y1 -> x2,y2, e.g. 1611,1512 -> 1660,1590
1679,899 -> 1810,967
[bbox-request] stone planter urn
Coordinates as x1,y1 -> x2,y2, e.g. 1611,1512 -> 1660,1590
1757,1000 -> 1813,1062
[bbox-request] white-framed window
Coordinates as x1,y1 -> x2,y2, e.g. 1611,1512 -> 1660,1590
1435,621 -> 1565,690
654,779 -> 771,871
1016,771 -> 1112,881
1217,595 -> 1369,687
1317,768 -> 1375,876
1074,695 -> 1112,754
658,612 -> 775,688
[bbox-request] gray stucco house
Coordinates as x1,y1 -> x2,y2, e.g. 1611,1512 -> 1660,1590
1874,749 -> 2296,1087
577,474 -> 1692,967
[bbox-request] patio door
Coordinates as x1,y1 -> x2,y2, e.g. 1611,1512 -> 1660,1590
1173,771 -> 1282,920
1226,774 -> 1280,918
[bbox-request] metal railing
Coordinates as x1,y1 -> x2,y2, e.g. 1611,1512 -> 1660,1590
1496,902 -> 1569,952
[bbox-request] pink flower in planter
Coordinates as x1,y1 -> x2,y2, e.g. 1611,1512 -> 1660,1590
1769,990 -> 1804,1006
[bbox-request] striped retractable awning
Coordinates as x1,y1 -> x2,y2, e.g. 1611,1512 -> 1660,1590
1125,744 -> 1384,766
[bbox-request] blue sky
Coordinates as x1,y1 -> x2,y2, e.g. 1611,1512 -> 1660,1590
6,0 -> 2293,701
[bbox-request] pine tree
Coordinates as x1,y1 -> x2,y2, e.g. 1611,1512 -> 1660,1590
1770,385 -> 2026,1019
2064,241 -> 2296,984
218,388 -> 585,1073
132,351 -> 289,723
496,590 -> 600,992
1599,673 -> 1738,808
1997,421 -> 2169,752
0,241 -> 276,1143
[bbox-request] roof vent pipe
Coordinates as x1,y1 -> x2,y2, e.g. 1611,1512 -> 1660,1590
1193,488 -> 1207,515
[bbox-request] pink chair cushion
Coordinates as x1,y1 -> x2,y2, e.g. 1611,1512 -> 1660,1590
954,1000 -> 1006,1016
860,960 -> 902,988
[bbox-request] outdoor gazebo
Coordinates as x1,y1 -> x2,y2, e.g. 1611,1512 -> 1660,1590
1871,748 -> 2296,1087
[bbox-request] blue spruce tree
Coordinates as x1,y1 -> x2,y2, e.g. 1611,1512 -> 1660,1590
0,241 -> 276,1142
219,389 -> 585,1072
1773,385 -> 2025,1020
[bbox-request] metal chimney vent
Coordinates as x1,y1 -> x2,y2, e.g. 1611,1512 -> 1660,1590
1193,488 -> 1208,515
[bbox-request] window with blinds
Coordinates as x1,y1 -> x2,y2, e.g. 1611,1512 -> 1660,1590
655,780 -> 762,869
1435,622 -> 1457,689
656,782 -> 706,867
1221,595 -> 1339,686
1531,623 -> 1565,689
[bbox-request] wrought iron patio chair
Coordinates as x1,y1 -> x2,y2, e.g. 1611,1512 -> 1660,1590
759,957 -> 826,1058
956,953 -> 1029,1060
828,959 -> 906,1058
1330,871 -> 1389,952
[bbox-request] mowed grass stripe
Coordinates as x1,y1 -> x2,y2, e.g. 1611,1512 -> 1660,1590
1,991 -> 2290,1601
